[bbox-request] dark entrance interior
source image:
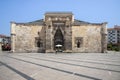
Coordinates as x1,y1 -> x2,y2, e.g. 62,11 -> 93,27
54,27 -> 64,52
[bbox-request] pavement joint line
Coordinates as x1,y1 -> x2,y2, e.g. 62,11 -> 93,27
53,57 -> 120,66
18,55 -> 120,73
5,55 -> 102,80
60,55 -> 119,62
0,61 -> 35,80
47,56 -> 120,63
16,53 -> 120,62
26,55 -> 120,67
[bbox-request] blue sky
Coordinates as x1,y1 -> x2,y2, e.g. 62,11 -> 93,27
0,0 -> 120,35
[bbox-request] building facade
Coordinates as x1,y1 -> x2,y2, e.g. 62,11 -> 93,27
0,34 -> 11,51
11,12 -> 107,53
107,25 -> 120,44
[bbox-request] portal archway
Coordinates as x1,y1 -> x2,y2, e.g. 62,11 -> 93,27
54,27 -> 64,51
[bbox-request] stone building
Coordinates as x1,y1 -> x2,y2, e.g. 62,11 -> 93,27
11,12 -> 107,53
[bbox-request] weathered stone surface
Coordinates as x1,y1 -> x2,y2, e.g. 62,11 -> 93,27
12,24 -> 45,53
72,25 -> 103,53
11,12 -> 107,53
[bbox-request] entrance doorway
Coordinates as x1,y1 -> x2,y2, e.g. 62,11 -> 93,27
54,28 -> 64,52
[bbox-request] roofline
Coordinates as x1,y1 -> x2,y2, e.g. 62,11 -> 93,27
45,12 -> 73,15
0,34 -> 10,38
108,28 -> 120,30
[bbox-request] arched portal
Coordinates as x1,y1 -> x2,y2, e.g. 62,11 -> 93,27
54,28 -> 64,51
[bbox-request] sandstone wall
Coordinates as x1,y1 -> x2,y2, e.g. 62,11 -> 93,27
14,24 -> 45,52
11,22 -> 106,53
72,25 -> 102,53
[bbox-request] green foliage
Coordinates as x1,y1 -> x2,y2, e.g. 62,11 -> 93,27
107,43 -> 120,51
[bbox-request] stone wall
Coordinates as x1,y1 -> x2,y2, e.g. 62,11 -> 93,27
72,24 -> 102,53
45,13 -> 73,53
12,24 -> 45,53
10,12 -> 107,53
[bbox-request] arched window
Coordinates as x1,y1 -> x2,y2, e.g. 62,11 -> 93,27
35,37 -> 43,48
75,37 -> 83,48
37,41 -> 41,47
48,25 -> 51,29
77,41 -> 80,48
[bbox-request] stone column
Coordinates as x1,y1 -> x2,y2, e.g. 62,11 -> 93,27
64,22 -> 72,52
45,22 -> 54,52
101,22 -> 107,53
11,22 -> 16,53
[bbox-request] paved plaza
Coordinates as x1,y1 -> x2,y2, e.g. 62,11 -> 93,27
0,52 -> 120,80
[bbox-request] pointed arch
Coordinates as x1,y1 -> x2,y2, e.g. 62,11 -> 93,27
53,26 -> 64,36
54,27 -> 64,50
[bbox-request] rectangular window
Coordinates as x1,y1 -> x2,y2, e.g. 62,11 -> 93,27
112,30 -> 115,33
35,37 -> 43,47
75,37 -> 83,48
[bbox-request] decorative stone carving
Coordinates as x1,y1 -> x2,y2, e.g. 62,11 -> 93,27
11,12 -> 107,53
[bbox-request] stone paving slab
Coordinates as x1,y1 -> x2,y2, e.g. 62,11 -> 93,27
0,52 -> 120,80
